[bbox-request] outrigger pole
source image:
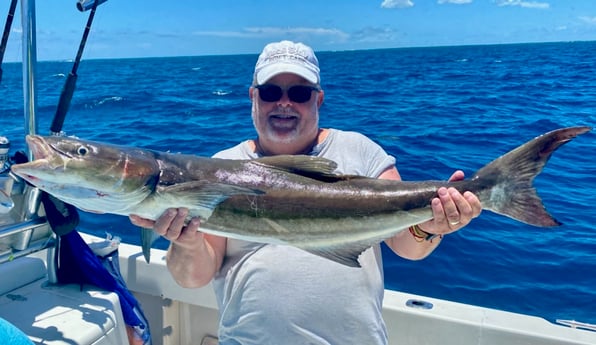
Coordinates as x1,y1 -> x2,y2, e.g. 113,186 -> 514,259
0,0 -> 18,83
50,0 -> 108,135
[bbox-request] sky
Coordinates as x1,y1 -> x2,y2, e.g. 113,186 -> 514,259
1,0 -> 595,62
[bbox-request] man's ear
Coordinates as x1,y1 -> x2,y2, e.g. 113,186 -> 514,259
317,90 -> 325,107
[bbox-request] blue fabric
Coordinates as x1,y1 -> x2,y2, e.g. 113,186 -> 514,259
0,317 -> 33,345
56,231 -> 151,344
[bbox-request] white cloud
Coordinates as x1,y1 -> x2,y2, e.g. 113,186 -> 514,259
494,0 -> 550,9
351,27 -> 399,42
192,27 -> 350,41
381,0 -> 414,9
192,30 -> 255,38
579,16 -> 596,25
438,0 -> 473,4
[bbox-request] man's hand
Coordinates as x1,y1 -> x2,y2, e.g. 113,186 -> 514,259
419,170 -> 482,235
129,208 -> 226,287
130,208 -> 203,249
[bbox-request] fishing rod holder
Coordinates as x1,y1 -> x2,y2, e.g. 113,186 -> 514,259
76,0 -> 108,12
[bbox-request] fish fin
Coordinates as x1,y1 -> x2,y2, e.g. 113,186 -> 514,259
259,218 -> 369,267
140,227 -> 160,263
261,216 -> 369,267
253,155 -> 339,176
158,181 -> 264,219
303,243 -> 375,268
474,126 -> 591,227
261,218 -> 291,233
159,180 -> 263,195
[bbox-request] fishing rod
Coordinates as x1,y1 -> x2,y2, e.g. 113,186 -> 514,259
0,0 -> 18,83
45,6 -> 152,340
50,0 -> 108,135
44,0 -> 109,283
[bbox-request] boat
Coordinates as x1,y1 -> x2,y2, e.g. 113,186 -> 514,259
1,1 -> 595,344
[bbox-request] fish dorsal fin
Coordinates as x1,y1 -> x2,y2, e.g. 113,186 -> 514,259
157,181 -> 264,219
252,155 -> 340,179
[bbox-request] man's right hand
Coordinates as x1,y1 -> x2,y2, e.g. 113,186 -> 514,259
130,208 -> 226,287
129,208 -> 202,249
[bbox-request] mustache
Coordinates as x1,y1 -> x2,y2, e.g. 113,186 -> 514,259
269,107 -> 300,117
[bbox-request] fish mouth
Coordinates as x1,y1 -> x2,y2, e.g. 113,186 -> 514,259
25,135 -> 73,161
26,135 -> 53,160
11,135 -> 63,180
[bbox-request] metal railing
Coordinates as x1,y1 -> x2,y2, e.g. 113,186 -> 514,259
0,217 -> 53,264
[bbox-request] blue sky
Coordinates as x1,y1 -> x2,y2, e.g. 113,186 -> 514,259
2,0 -> 595,62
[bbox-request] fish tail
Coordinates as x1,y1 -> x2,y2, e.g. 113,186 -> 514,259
472,126 -> 590,227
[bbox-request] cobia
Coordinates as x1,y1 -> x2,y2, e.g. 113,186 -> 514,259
11,126 -> 591,266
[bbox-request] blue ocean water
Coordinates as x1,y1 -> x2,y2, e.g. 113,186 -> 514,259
2,41 -> 595,325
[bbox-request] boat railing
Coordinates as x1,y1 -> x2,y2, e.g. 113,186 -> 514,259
557,320 -> 596,332
0,0 -> 56,268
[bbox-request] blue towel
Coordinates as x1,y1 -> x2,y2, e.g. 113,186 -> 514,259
56,230 -> 152,344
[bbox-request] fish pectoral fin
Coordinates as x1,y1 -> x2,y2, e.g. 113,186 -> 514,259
261,218 -> 291,233
303,242 -> 375,268
139,227 -> 161,263
159,181 -> 263,195
158,181 -> 264,218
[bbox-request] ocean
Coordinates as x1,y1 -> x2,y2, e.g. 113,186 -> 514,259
1,41 -> 595,325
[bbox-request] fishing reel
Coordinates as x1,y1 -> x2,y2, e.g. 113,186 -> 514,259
0,136 -> 20,214
76,0 -> 108,12
0,136 -> 30,214
0,136 -> 28,176
0,136 -> 9,174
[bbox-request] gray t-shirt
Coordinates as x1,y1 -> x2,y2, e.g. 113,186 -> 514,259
211,128 -> 396,345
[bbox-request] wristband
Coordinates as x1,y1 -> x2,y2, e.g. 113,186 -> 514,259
409,224 -> 442,242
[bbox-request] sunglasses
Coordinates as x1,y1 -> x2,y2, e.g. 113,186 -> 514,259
254,84 -> 320,103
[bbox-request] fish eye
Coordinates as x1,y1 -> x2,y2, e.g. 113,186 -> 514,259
77,145 -> 89,156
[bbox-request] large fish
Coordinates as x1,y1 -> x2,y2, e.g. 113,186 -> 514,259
11,126 -> 590,266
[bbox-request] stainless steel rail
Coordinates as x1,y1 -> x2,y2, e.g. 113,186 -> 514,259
0,217 -> 53,264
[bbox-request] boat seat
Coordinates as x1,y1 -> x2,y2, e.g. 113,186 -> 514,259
0,257 -> 46,296
0,256 -> 129,345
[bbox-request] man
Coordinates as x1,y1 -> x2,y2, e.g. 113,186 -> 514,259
130,40 -> 482,344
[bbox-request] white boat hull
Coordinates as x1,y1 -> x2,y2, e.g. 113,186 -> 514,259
1,227 -> 596,345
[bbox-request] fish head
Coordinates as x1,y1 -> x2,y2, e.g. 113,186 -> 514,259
11,135 -> 160,213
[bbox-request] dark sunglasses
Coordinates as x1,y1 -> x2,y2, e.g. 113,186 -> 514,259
254,84 -> 320,103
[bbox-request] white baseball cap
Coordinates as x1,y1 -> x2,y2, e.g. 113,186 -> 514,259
254,40 -> 320,85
